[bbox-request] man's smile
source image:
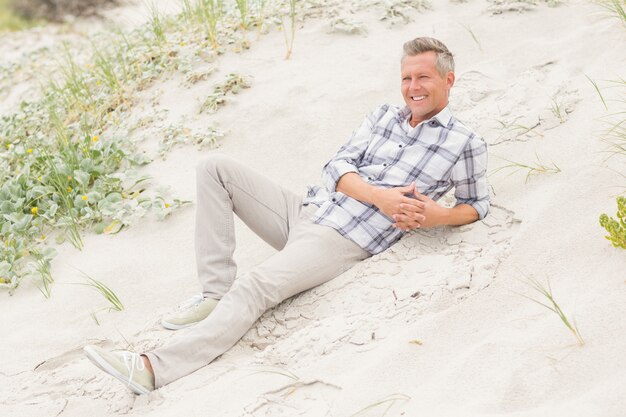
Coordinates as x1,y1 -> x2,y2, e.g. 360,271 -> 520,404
411,95 -> 426,101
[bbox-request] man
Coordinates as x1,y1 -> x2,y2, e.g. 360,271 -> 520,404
83,37 -> 489,394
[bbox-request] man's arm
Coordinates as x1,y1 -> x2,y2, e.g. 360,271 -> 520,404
336,173 -> 425,222
392,188 -> 478,231
321,107 -> 386,194
394,135 -> 489,230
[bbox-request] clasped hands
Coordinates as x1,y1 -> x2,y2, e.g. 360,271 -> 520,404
372,182 -> 443,231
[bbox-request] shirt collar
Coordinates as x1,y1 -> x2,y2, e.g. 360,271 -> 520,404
398,106 -> 452,128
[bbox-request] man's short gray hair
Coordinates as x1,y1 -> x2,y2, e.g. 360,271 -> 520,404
402,37 -> 455,77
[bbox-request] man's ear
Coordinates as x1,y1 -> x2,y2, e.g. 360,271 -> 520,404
447,71 -> 455,88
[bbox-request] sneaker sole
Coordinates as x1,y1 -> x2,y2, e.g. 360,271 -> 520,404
83,346 -> 152,395
160,319 -> 197,330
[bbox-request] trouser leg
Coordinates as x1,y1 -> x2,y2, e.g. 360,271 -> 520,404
146,212 -> 370,387
195,155 -> 303,299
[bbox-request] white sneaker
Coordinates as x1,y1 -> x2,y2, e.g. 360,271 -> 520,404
161,293 -> 219,330
83,345 -> 154,394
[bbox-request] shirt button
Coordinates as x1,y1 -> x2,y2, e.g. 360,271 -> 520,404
368,177 -> 372,180
383,163 -> 388,167
429,120 -> 437,127
331,198 -> 336,202
398,144 -> 403,148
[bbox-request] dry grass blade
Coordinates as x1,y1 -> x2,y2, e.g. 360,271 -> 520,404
349,393 -> 411,417
491,153 -> 561,183
460,23 -> 483,52
519,273 -> 585,346
247,366 -> 299,380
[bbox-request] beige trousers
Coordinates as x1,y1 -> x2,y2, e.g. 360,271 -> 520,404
145,155 -> 370,387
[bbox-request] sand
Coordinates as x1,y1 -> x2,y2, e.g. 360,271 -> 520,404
1,0 -> 625,416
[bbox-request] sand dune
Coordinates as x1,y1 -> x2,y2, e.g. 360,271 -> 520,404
1,0 -> 625,416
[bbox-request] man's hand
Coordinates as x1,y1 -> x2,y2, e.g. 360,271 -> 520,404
392,187 -> 445,230
371,182 -> 425,220
336,173 -> 478,231
393,185 -> 480,230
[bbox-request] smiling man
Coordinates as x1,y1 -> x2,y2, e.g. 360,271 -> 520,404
83,37 -> 489,394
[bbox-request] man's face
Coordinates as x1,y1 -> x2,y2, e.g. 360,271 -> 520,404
401,51 -> 455,126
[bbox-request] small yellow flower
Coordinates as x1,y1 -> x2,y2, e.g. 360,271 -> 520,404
82,195 -> 88,201
180,41 -> 186,47
68,175 -> 72,181
67,186 -> 73,193
27,148 -> 33,154
6,143 -> 11,149
165,203 -> 170,208
38,176 -> 42,181
31,207 -> 38,215
92,135 -> 99,142
40,235 -> 46,240
97,80 -> 102,86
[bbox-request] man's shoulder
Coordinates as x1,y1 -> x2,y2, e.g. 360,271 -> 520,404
448,116 -> 487,149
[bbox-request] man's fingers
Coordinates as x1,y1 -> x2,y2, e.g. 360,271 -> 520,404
396,182 -> 416,193
399,202 -> 426,212
393,213 -> 426,223
393,220 -> 421,231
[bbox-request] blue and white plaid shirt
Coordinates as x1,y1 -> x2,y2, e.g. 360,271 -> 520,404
303,104 -> 490,255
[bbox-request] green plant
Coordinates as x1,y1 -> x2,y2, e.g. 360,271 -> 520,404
600,196 -> 626,249
0,0 -> 40,31
76,270 -> 124,309
182,0 -> 223,49
200,73 -> 250,113
549,94 -> 567,124
71,270 -> 124,324
235,0 -> 249,29
519,273 -> 585,346
146,1 -> 168,47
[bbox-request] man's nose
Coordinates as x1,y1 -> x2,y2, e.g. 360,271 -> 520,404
409,78 -> 422,90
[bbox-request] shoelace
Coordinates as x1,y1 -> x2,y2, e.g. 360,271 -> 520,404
121,351 -> 145,387
177,293 -> 204,311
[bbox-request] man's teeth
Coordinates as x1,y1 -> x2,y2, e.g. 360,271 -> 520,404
411,96 -> 426,101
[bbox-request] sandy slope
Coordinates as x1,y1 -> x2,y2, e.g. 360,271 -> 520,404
1,0 -> 626,416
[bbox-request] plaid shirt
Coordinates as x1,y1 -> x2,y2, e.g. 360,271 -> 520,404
303,104 -> 490,255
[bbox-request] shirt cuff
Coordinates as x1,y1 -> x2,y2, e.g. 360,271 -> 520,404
456,199 -> 489,220
323,161 -> 359,193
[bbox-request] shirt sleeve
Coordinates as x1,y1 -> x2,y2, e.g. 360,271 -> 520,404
450,135 -> 490,219
321,106 -> 386,193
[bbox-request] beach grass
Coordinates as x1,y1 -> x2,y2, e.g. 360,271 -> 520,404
0,0 -> 271,294
75,270 -> 124,312
461,23 -> 483,52
519,273 -> 585,346
282,0 -> 297,59
491,153 -> 561,182
349,393 -> 411,417
585,73 -> 609,111
0,0 -> 40,31
599,0 -> 626,27
549,94 -> 567,124
2,0 -> 419,295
